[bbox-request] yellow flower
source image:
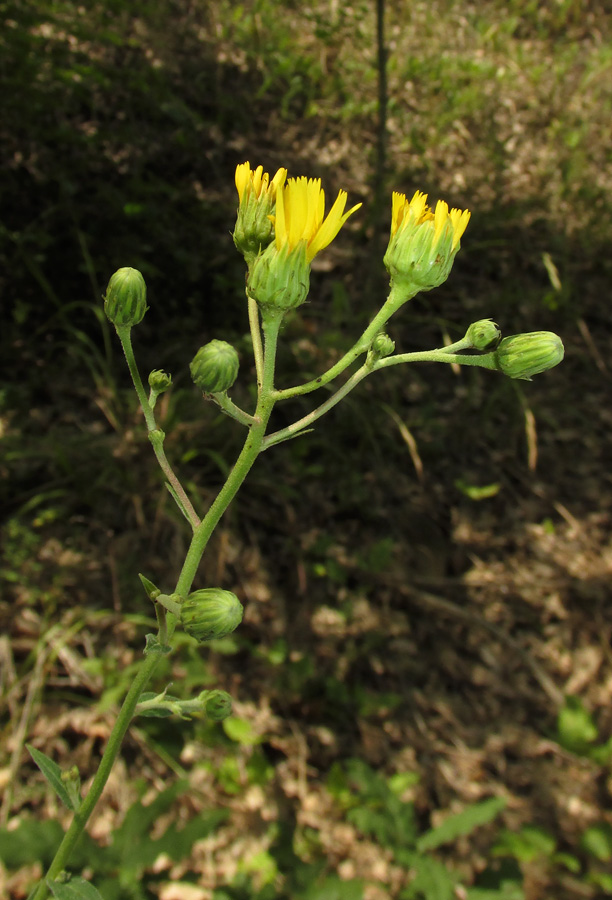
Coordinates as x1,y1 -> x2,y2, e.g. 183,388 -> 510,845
384,190 -> 470,294
233,162 -> 287,262
273,177 -> 362,263
390,190 -> 470,253
235,162 -> 287,204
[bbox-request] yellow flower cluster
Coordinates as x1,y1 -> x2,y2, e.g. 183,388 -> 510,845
234,162 -> 471,310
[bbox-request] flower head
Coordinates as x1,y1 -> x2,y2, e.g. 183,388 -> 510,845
248,176 -> 361,314
273,177 -> 362,263
233,162 -> 287,261
494,332 -> 564,380
384,190 -> 470,296
235,162 -> 287,204
104,267 -> 148,328
190,340 -> 240,394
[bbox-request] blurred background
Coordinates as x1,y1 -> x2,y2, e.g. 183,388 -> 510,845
1,1 -> 612,898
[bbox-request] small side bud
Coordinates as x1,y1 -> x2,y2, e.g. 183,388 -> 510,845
190,340 -> 240,393
148,370 -> 172,394
371,333 -> 396,358
495,331 -> 564,380
104,267 -> 147,327
180,588 -> 244,643
203,690 -> 233,721
464,319 -> 501,351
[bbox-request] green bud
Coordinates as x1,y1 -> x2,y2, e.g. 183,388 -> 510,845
464,319 -> 501,351
148,369 -> 172,394
203,689 -> 233,721
190,340 -> 240,393
180,588 -> 243,643
371,332 -> 395,358
495,331 -> 564,380
104,267 -> 147,327
248,242 -> 310,312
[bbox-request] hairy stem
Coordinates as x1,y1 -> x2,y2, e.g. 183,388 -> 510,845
31,647 -> 163,899
272,285 -> 415,400
33,313 -> 284,896
118,326 -> 201,529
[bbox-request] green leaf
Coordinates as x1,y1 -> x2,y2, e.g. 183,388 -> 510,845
48,877 -> 105,900
581,823 -> 612,861
588,872 -> 612,892
557,696 -> 598,752
26,744 -> 76,811
400,853 -> 457,900
454,479 -> 501,500
417,798 -> 506,852
223,716 -> 261,745
493,826 -> 556,862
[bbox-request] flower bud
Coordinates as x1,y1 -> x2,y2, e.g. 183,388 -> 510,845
464,319 -> 501,351
104,267 -> 147,327
384,191 -> 470,295
148,369 -> 172,394
190,340 -> 239,393
371,333 -> 395,359
180,588 -> 244,643
203,690 -> 233,721
248,241 -> 310,312
494,332 -> 564,380
233,163 -> 287,262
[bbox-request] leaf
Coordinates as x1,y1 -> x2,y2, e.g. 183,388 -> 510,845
48,877 -> 105,900
26,744 -> 76,811
556,696 -> 598,752
400,853 -> 457,900
454,479 -> 501,500
493,826 -> 556,862
581,823 -> 612,861
588,872 -> 612,892
223,716 -> 261,745
417,798 -> 506,852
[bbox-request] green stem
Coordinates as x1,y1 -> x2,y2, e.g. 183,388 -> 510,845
211,391 -> 257,426
173,310 -> 283,600
116,325 -> 156,431
264,363 -> 370,450
373,347 -> 500,372
118,326 -> 201,530
264,346 -> 500,450
248,294 -> 265,390
31,648 -> 164,899
34,314 -> 284,896
272,285 -> 415,401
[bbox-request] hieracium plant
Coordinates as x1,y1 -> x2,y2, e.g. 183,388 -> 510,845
30,163 -> 564,898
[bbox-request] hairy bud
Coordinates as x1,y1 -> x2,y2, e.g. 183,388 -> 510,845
180,588 -> 244,643
190,340 -> 240,393
104,267 -> 147,327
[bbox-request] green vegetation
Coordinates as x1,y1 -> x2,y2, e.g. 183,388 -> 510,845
1,1 -> 611,899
